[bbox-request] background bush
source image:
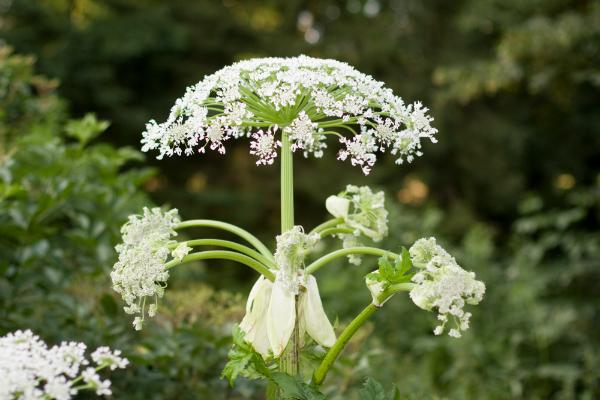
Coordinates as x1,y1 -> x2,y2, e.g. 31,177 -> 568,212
1,1 -> 599,399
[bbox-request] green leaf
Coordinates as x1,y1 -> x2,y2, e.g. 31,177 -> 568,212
366,270 -> 386,282
377,256 -> 396,281
221,352 -> 253,386
399,247 -> 412,274
221,326 -> 272,386
270,372 -> 327,400
65,113 -> 109,145
358,377 -> 388,400
390,387 -> 402,400
374,249 -> 414,286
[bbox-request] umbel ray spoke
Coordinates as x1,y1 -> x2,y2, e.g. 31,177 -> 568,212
175,219 -> 274,261
165,250 -> 275,281
305,247 -> 400,274
170,238 -> 277,270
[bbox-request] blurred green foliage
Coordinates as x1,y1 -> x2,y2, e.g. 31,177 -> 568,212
1,0 -> 599,399
0,48 -> 259,399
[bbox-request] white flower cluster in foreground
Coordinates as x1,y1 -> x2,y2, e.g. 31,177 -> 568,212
141,55 -> 437,174
0,330 -> 128,400
326,185 -> 389,265
111,207 -> 190,330
240,226 -> 335,357
409,238 -> 486,338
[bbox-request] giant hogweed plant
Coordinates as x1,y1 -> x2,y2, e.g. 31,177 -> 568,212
111,56 -> 485,398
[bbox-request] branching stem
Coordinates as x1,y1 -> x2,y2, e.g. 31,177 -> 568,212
171,239 -> 277,270
164,250 -> 275,280
305,247 -> 399,275
312,283 -> 414,385
310,218 -> 343,235
174,219 -> 274,261
318,227 -> 354,238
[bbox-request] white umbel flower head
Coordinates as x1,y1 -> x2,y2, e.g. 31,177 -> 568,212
250,127 -> 281,165
240,226 -> 336,358
111,207 -> 184,329
326,185 -> 389,265
82,368 -> 112,396
0,330 -> 127,400
90,347 -> 129,370
141,56 -> 437,174
408,238 -> 486,338
286,111 -> 327,158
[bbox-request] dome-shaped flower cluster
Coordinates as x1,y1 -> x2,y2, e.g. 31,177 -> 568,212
326,185 -> 389,265
408,238 -> 486,338
110,208 -> 189,330
0,330 -> 128,399
141,55 -> 438,174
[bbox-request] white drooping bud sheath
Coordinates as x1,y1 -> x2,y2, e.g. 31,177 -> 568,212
239,276 -> 273,357
240,226 -> 336,358
267,278 -> 297,357
300,275 -> 336,348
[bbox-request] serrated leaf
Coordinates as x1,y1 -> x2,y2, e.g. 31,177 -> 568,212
221,352 -> 252,386
221,326 -> 272,386
359,377 -> 388,400
366,271 -> 386,282
65,113 -> 109,145
399,247 -> 412,274
378,256 -> 396,281
270,372 -> 327,400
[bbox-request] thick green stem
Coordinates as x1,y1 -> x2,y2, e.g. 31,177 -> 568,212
305,247 -> 398,275
175,219 -> 274,261
313,304 -> 377,385
164,250 -> 275,280
281,131 -> 294,232
279,130 -> 300,379
312,283 -> 414,385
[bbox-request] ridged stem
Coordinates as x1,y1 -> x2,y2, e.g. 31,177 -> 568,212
312,283 -> 414,385
278,130 -> 300,380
